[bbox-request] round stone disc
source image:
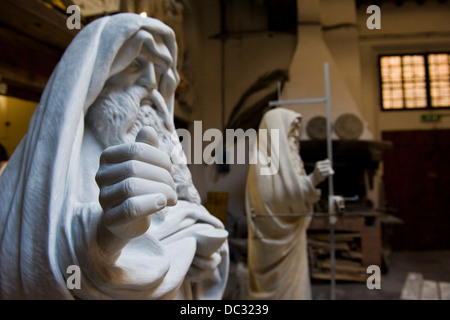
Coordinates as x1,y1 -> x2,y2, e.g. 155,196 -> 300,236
334,113 -> 364,140
306,116 -> 328,140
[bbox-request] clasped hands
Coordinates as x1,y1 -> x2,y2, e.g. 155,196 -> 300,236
94,126 -> 220,282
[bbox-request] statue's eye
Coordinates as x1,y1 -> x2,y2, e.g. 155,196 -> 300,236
155,64 -> 165,85
130,57 -> 145,71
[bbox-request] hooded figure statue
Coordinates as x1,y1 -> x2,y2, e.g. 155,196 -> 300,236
0,13 -> 228,300
245,108 -> 333,300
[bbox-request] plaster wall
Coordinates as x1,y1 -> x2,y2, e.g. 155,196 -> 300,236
185,0 -> 450,217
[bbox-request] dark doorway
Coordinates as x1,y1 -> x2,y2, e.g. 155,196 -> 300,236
382,130 -> 450,250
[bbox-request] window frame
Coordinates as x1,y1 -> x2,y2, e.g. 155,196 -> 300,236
378,52 -> 450,112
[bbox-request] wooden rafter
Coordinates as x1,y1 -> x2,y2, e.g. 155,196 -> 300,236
0,0 -> 81,101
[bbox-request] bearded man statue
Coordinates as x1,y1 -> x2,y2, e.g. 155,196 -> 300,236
245,108 -> 333,300
0,13 -> 229,300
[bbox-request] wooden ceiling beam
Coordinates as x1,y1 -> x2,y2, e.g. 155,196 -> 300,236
0,23 -> 63,99
0,0 -> 80,50
1,79 -> 44,102
0,0 -> 80,101
0,23 -> 63,62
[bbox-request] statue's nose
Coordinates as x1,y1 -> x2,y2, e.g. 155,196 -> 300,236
137,62 -> 157,90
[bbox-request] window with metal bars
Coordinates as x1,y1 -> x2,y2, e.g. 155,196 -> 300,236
379,53 -> 450,110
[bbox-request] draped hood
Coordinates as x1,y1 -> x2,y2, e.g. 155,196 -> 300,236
245,108 -> 319,299
0,13 -> 228,300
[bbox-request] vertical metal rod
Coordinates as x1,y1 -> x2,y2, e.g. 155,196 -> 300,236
220,0 -> 226,132
277,81 -> 281,100
324,63 -> 334,200
324,63 -> 336,300
329,217 -> 336,300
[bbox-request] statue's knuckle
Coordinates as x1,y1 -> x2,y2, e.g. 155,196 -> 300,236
128,143 -> 138,157
123,198 -> 139,220
126,161 -> 138,177
129,143 -> 145,159
99,186 -> 110,203
95,171 -> 102,184
124,178 -> 137,195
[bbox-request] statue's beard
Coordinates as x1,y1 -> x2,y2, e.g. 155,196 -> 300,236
86,84 -> 201,203
86,85 -> 169,148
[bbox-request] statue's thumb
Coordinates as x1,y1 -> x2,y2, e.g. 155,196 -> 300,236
136,126 -> 159,148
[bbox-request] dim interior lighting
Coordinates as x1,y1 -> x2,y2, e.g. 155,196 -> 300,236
0,83 -> 7,95
140,12 -> 148,18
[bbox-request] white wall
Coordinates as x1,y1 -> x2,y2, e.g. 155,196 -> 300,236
321,0 -> 362,106
185,0 -> 297,216
357,1 -> 450,140
182,0 -> 450,216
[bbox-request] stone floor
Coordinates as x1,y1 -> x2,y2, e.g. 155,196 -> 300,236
313,249 -> 450,300
223,250 -> 450,300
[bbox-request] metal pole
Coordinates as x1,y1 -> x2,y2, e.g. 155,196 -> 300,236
324,63 -> 336,300
277,81 -> 281,100
268,97 -> 327,107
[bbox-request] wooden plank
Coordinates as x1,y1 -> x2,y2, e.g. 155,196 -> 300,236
0,24 -> 63,61
310,215 -> 365,231
1,79 -> 43,102
307,238 -> 350,251
0,0 -> 79,50
0,30 -> 58,90
319,259 -> 367,274
400,272 -> 423,300
0,0 -> 77,101
439,282 -> 450,300
308,232 -> 361,241
421,280 -> 439,300
309,214 -> 383,267
341,250 -> 363,260
0,60 -> 48,94
311,272 -> 367,283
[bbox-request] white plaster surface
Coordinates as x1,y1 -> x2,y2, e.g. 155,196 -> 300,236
245,108 -> 333,299
0,13 -> 228,300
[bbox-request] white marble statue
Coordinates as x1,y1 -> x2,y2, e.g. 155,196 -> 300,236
245,108 -> 333,300
0,13 -> 228,300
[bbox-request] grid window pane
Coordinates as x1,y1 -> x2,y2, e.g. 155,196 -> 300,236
381,56 -> 404,110
428,53 -> 450,108
380,53 -> 450,110
402,55 -> 426,108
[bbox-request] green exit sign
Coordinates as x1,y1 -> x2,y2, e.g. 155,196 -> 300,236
421,114 -> 442,122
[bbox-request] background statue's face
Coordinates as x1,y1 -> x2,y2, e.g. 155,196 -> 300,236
86,34 -> 177,150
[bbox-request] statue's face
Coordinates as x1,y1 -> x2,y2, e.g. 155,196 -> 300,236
86,34 -> 177,150
86,33 -> 200,203
291,117 -> 302,139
